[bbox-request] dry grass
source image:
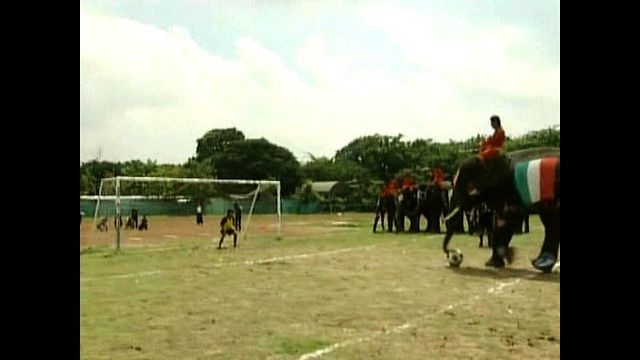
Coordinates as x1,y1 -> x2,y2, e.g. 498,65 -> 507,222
80,213 -> 559,359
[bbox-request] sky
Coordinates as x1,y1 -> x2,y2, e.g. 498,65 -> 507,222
80,0 -> 560,164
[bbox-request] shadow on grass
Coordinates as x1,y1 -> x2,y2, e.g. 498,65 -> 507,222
448,265 -> 560,284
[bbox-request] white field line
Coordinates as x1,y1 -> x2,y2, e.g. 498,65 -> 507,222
220,246 -> 375,267
297,275 -> 536,360
80,245 -> 376,282
99,270 -> 166,280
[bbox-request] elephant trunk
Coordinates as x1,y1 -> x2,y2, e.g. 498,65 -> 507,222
442,226 -> 454,254
443,206 -> 460,222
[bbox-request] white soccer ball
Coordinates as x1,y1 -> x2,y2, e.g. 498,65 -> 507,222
447,249 -> 464,267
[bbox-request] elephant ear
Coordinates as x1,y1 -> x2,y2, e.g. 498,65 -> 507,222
476,154 -> 510,193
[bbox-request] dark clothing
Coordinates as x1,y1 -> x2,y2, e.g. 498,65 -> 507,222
425,186 -> 444,233
130,209 -> 139,229
513,213 -> 530,234
382,194 -> 397,233
373,195 -> 385,232
138,216 -> 148,231
234,204 -> 242,231
196,205 -> 204,225
114,215 -> 123,228
477,203 -> 493,247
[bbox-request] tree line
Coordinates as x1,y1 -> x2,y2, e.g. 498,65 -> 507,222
80,126 -> 560,203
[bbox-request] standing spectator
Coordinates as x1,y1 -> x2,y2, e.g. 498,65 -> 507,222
477,202 -> 493,247
130,208 -> 139,229
196,202 -> 204,225
373,183 -> 386,233
385,179 -> 399,233
234,201 -> 243,232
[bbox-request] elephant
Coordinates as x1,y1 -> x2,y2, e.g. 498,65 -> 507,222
394,183 -> 448,233
396,187 -> 420,232
442,147 -> 560,272
382,193 -> 398,233
415,183 -> 447,233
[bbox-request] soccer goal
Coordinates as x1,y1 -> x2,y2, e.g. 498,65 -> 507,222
85,176 -> 281,250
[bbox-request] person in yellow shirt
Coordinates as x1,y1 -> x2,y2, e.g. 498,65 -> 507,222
218,209 -> 238,249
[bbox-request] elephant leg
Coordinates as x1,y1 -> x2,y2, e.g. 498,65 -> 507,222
513,215 -> 523,234
421,211 -> 429,233
398,212 -> 406,232
410,215 -> 419,232
428,213 -> 439,233
373,214 -> 380,233
387,209 -> 395,232
486,216 -> 515,268
425,208 -> 435,233
537,209 -> 560,259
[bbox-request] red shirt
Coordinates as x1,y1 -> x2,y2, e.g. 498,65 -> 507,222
432,168 -> 444,188
402,176 -> 414,190
387,179 -> 399,195
480,126 -> 505,160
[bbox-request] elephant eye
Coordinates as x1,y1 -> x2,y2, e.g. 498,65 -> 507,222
467,182 -> 479,196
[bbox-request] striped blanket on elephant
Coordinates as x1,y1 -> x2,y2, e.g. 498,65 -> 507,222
514,157 -> 559,207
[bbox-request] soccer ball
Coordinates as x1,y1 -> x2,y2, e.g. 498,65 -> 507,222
447,249 -> 464,267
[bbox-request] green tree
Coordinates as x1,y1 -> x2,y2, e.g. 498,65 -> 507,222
301,155 -> 355,181
213,138 -> 303,195
79,161 -> 121,195
195,128 -> 245,162
334,134 -> 410,181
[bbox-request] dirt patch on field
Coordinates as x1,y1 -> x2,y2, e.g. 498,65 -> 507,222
80,213 -> 363,249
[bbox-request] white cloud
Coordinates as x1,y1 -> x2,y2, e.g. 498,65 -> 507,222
80,4 -> 559,164
361,3 -> 560,99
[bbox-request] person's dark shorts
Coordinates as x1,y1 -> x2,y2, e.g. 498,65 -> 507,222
221,229 -> 236,235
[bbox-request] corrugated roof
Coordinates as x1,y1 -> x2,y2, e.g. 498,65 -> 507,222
311,181 -> 340,193
310,181 -> 352,197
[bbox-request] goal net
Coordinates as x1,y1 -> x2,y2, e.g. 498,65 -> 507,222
81,176 -> 281,250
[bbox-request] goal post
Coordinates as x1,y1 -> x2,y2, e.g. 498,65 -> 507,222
89,176 -> 282,250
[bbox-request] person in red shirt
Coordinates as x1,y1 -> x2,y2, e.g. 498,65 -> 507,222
387,178 -> 399,195
432,168 -> 444,188
384,179 -> 399,232
479,115 -> 505,161
402,173 -> 415,191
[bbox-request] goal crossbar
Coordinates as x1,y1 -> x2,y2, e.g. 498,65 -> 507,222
101,176 -> 280,186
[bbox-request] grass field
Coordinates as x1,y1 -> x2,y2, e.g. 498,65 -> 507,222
80,213 -> 559,359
